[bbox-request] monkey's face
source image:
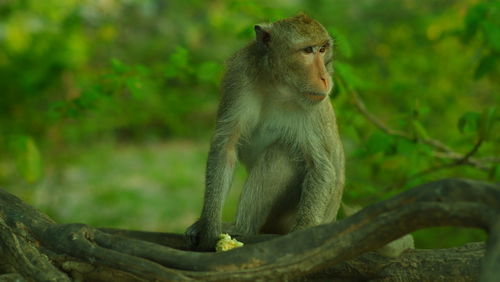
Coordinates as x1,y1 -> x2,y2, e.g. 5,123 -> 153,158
256,14 -> 334,105
288,39 -> 333,104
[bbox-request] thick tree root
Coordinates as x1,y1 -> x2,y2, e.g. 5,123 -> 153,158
0,178 -> 499,281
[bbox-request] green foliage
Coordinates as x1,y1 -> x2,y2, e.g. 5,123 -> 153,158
459,111 -> 482,134
164,47 -> 190,78
458,107 -> 498,140
463,1 -> 500,78
329,28 -> 352,58
9,136 -> 43,183
478,107 -> 498,141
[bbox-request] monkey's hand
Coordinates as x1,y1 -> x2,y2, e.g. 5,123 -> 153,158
185,219 -> 220,251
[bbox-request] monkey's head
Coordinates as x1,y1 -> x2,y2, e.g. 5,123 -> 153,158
254,14 -> 334,105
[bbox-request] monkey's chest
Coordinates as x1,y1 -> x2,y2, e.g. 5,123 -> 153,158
238,118 -> 308,168
240,125 -> 279,159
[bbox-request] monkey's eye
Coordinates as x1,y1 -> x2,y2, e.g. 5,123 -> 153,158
319,46 -> 326,53
302,46 -> 314,54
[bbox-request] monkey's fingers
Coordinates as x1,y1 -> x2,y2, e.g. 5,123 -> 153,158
185,223 -> 201,247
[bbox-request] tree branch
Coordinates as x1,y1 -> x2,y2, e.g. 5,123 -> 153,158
338,77 -> 497,173
457,138 -> 484,165
1,178 -> 499,281
0,218 -> 70,281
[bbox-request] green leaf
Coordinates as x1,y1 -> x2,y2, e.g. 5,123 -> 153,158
111,58 -> 129,73
395,137 -> 417,156
164,46 -> 190,79
474,54 -> 498,79
47,101 -> 65,121
463,3 -> 488,42
458,111 -> 481,134
164,65 -> 178,78
328,27 -> 352,58
76,88 -> 101,110
411,120 -> 430,140
126,78 -> 144,99
483,21 -> 500,52
196,61 -> 221,83
366,132 -> 394,154
237,26 -> 255,40
479,107 -> 498,141
12,136 -> 43,183
335,61 -> 364,88
490,164 -> 500,181
169,46 -> 189,68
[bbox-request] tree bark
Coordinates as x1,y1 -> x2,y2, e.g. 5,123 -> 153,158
0,178 -> 499,281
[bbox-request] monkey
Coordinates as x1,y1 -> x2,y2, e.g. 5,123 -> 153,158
186,14 -> 345,250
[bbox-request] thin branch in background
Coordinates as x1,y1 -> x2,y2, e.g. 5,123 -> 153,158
480,157 -> 500,163
432,151 -> 495,169
349,86 -> 410,139
456,138 -> 484,165
337,76 -> 498,187
338,77 -> 454,153
408,138 -> 486,182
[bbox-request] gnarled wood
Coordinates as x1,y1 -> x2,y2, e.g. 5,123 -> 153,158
0,178 -> 499,281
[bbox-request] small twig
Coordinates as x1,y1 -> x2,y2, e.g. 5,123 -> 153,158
456,138 -> 484,165
389,139 -> 488,190
480,157 -> 500,163
433,151 -> 496,170
347,82 -> 412,140
414,138 -> 484,178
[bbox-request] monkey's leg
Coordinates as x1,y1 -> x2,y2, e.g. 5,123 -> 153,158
234,145 -> 302,235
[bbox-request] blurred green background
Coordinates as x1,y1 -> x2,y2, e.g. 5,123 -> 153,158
0,0 -> 498,249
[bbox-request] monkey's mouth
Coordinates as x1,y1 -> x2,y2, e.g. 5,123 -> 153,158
304,92 -> 326,102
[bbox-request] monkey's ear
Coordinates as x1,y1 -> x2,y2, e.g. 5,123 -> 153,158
254,25 -> 271,46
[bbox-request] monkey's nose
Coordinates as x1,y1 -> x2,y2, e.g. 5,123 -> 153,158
320,77 -> 328,89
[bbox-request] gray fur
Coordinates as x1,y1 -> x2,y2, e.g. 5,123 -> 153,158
186,14 -> 344,250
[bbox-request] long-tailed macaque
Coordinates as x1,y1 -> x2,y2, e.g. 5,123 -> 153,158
186,14 -> 345,250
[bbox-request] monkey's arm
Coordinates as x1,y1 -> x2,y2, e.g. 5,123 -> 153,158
185,79 -> 256,249
185,121 -> 240,250
294,156 -> 338,229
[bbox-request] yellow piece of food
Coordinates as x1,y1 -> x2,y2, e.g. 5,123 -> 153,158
215,233 -> 244,252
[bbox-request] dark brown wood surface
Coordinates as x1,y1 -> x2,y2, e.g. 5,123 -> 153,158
1,178 -> 498,281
